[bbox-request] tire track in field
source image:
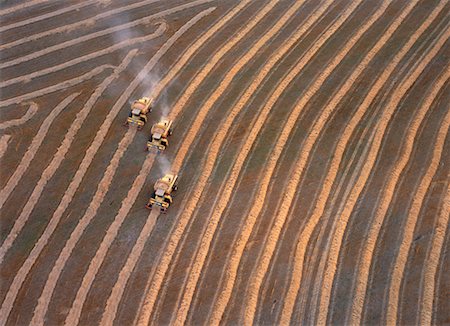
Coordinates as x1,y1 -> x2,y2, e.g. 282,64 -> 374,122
0,0 -> 96,33
58,10 -> 215,325
0,64 -> 113,108
0,0 -> 162,51
0,93 -> 82,326
0,102 -> 38,130
100,210 -> 159,326
0,0 -> 213,70
0,50 -> 136,266
30,128 -> 137,326
0,135 -> 12,161
420,181 -> 450,325
103,1 -> 259,322
315,26 -> 449,326
386,74 -> 450,326
173,0 -> 375,323
279,3 -> 446,324
349,64 -> 449,326
137,0 -> 317,322
0,93 -> 79,210
306,8 -> 448,321
0,23 -> 166,88
0,0 -> 50,16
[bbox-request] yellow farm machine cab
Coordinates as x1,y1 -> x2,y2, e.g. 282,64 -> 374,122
147,118 -> 173,152
146,173 -> 178,213
126,97 -> 153,130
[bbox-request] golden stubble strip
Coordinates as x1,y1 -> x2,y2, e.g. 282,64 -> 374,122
0,50 -> 137,266
0,93 -> 80,211
385,77 -> 450,325
0,0 -> 96,33
0,93 -> 81,326
0,135 -> 11,160
136,0 -> 297,323
279,3 -> 447,325
30,127 -> 137,326
0,6 -> 212,323
0,0 -> 214,70
98,1 -> 266,324
0,102 -> 38,130
0,0 -> 161,51
351,69 -> 449,326
60,9 -> 216,326
171,0 -> 349,322
420,181 -> 450,325
177,0 -> 399,324
166,0 -> 284,131
0,65 -> 112,108
0,0 -> 50,16
322,24 -> 450,326
100,209 -> 159,326
1,22 -> 166,88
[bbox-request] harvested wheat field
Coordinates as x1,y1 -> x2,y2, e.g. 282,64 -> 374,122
0,0 -> 449,325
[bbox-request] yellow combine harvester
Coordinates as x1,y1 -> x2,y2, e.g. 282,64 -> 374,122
126,97 -> 153,130
147,118 -> 173,152
146,173 -> 178,213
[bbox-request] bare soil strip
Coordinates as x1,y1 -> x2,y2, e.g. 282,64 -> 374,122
0,64 -> 113,107
0,0 -> 162,51
0,0 -> 214,70
172,0 -> 380,323
386,74 -> 450,325
137,0 -> 318,322
420,181 -> 450,325
0,93 -> 79,211
0,93 -> 82,326
278,3 -> 446,324
0,50 -> 136,267
0,0 -> 96,33
59,9 -> 215,325
0,102 -> 38,130
30,128 -> 137,326
0,23 -> 166,88
100,210 -> 159,326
